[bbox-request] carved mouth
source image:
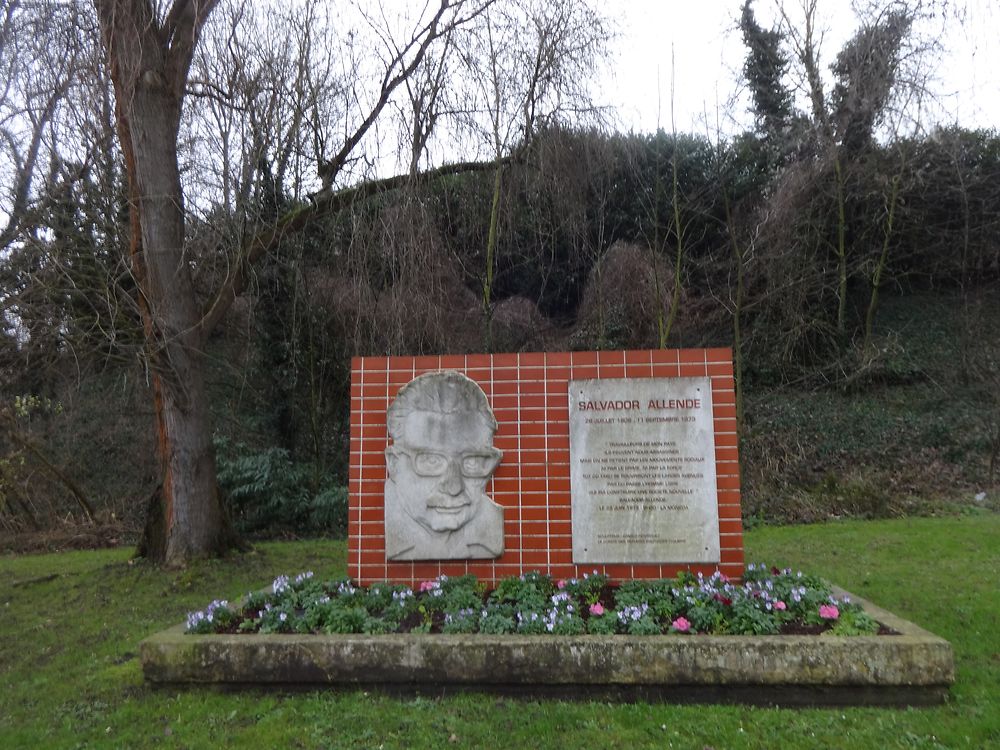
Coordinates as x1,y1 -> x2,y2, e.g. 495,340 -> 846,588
426,497 -> 471,513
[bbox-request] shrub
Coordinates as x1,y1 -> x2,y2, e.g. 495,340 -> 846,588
214,436 -> 347,536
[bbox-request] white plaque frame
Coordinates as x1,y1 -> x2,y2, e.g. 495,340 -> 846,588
569,377 -> 721,563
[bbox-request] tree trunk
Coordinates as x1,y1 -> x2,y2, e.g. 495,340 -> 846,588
97,0 -> 237,565
127,78 -> 237,565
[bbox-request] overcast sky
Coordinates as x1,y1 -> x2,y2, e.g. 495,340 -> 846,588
600,0 -> 1000,137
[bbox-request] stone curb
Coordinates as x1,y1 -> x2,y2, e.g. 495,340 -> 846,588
140,588 -> 954,705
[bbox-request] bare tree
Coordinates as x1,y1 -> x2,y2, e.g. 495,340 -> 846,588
0,0 -> 90,249
451,0 -> 611,343
91,0 -> 506,565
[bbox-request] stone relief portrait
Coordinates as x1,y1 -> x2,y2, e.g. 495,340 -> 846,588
384,371 -> 504,560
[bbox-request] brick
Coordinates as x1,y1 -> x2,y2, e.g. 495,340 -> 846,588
548,565 -> 577,578
410,563 -> 440,581
515,449 -> 545,465
624,349 -> 652,364
359,550 -> 386,565
545,352 -> 571,367
517,393 -> 545,412
519,378 -> 546,395
518,505 -> 549,522
630,564 -> 663,579
571,351 -> 599,366
546,435 -> 570,451
717,503 -> 743,520
680,363 -> 708,377
548,505 -> 572,521
519,477 -> 549,493
492,368 -> 519,385
360,507 -> 385,522
493,434 -> 519,451
358,536 -> 385,552
650,349 -> 679,364
493,412 -> 520,430
460,564 -> 490,581
548,477 -> 572,492
714,432 -> 738,448
650,364 -> 681,378
679,349 -> 706,364
491,476 -> 520,494
625,364 -> 654,377
520,550 -> 550,566
520,363 -> 545,379
711,387 -> 736,405
720,548 -> 745,564
519,436 -> 547,451
465,367 -> 491,382
438,354 -> 465,369
548,520 -> 572,536
715,447 -> 739,462
719,519 -> 744,534
491,381 -> 519,396
411,355 -> 439,371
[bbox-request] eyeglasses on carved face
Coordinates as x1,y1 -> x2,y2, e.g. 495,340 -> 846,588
389,446 -> 501,478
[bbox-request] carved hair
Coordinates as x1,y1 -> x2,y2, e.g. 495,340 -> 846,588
387,371 -> 496,442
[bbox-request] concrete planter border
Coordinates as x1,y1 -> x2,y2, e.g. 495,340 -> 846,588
140,589 -> 954,706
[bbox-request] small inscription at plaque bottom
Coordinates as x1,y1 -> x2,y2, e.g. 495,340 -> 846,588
569,377 -> 721,564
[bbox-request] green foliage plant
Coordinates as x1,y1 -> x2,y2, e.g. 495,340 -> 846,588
214,436 -> 347,536
183,565 -> 878,639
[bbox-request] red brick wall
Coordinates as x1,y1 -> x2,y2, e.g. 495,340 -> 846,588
348,349 -> 743,586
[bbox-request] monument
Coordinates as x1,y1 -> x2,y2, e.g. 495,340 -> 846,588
348,348 -> 743,586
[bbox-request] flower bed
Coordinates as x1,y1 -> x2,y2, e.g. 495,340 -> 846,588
185,563 -> 887,639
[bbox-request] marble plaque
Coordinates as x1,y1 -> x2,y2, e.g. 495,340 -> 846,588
569,377 -> 720,563
384,371 -> 504,561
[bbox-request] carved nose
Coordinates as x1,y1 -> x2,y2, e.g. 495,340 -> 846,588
438,462 -> 464,495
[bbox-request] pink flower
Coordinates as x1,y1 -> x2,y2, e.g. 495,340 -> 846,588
556,579 -> 567,589
589,602 -> 605,616
671,616 -> 691,633
819,604 -> 840,620
774,600 -> 787,611
419,580 -> 437,592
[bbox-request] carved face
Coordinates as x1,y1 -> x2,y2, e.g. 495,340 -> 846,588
387,410 -> 501,533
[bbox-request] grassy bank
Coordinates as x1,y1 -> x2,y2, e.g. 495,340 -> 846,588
742,292 -> 1000,523
2,513 -> 998,749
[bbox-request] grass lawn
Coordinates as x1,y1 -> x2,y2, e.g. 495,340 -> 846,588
1,513 -> 997,749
